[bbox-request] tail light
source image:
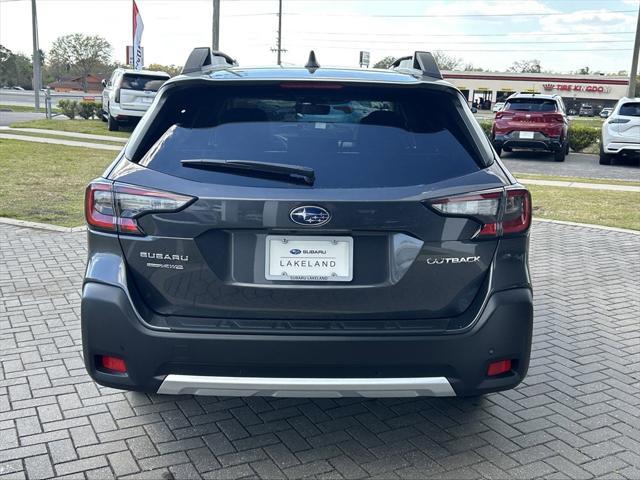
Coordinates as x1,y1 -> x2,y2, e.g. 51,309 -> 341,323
544,113 -> 564,123
114,87 -> 121,103
428,187 -> 531,238
608,118 -> 630,124
495,111 -> 513,120
85,180 -> 195,235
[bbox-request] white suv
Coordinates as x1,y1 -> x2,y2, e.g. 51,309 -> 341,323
102,68 -> 170,131
600,97 -> 640,165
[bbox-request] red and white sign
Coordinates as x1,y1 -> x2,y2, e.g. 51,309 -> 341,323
542,83 -> 611,94
132,0 -> 144,70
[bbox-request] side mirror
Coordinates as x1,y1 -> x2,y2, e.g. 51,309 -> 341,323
101,79 -> 107,87
471,107 -> 478,114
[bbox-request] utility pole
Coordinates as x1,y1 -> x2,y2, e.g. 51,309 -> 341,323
31,0 -> 41,111
629,2 -> 640,97
276,0 -> 282,65
212,0 -> 220,50
270,0 -> 286,64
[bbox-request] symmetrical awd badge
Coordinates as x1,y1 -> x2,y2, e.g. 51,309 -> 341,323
289,206 -> 331,226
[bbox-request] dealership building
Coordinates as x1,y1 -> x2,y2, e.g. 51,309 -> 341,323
441,71 -> 630,112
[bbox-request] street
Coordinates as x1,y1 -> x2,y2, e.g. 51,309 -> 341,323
502,151 -> 640,181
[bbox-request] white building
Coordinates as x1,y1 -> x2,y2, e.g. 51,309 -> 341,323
441,71 -> 629,113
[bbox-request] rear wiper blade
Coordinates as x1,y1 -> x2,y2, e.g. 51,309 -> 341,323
181,159 -> 315,185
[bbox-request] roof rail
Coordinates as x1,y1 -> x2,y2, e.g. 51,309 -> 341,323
181,47 -> 236,74
390,51 -> 442,80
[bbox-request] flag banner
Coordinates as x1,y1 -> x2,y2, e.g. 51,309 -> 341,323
133,0 -> 144,70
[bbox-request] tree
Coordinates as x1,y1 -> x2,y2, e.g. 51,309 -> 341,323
0,44 -> 33,89
373,56 -> 395,69
463,63 -> 484,72
578,66 -> 590,75
432,51 -> 463,71
147,63 -> 182,77
48,34 -> 112,91
507,59 -> 542,74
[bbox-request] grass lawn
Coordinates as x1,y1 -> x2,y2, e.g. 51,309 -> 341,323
9,119 -> 131,138
529,184 -> 640,230
1,103 -> 60,113
0,139 -> 116,227
515,173 -> 640,187
569,117 -> 605,128
3,130 -> 125,146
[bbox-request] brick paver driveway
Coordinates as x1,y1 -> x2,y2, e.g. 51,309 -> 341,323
1,221 -> 639,480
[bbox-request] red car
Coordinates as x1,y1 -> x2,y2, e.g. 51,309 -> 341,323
491,93 -> 570,162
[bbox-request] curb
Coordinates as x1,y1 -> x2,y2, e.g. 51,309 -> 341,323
533,218 -> 640,235
0,217 -> 86,233
1,216 -> 636,236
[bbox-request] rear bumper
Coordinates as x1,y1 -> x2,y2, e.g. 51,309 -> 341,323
603,141 -> 640,154
493,132 -> 563,152
81,282 -> 533,397
108,104 -> 147,120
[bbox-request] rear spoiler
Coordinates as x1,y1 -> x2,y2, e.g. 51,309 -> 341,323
390,51 -> 442,80
181,47 -> 237,74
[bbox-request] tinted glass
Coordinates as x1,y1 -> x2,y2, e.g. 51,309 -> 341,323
137,85 -> 484,188
121,74 -> 168,91
619,102 -> 640,117
505,98 -> 558,112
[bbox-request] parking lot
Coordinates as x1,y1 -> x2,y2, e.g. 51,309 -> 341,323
1,220 -> 639,479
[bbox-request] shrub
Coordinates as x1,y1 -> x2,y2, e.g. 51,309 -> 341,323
57,99 -> 77,120
568,125 -> 600,152
93,102 -> 103,119
478,120 -> 493,138
78,101 -> 96,120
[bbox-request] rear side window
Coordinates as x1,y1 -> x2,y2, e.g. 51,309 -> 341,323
619,102 -> 640,117
134,84 -> 487,188
505,98 -> 557,112
121,74 -> 169,92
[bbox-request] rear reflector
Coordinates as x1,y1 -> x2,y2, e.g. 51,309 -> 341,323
85,181 -> 195,235
487,359 -> 512,376
101,355 -> 127,373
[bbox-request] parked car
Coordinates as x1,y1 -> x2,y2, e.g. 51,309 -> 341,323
600,97 -> 640,165
599,107 -> 613,118
82,49 -> 533,399
491,93 -> 570,161
101,68 -> 170,131
579,105 -> 594,117
492,101 -> 505,113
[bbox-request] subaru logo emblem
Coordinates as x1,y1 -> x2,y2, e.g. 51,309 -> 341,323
290,249 -> 302,255
289,206 -> 331,226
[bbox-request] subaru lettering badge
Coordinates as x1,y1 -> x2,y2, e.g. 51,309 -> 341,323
289,206 -> 331,226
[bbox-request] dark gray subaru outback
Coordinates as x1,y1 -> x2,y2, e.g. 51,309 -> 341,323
82,49 -> 533,398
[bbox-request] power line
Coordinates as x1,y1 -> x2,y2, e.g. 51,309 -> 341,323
282,9 -> 637,18
288,31 -> 635,38
295,39 -> 634,45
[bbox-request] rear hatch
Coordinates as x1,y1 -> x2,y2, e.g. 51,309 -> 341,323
119,73 -> 169,111
613,101 -> 640,140
496,97 -> 561,135
104,82 -> 514,324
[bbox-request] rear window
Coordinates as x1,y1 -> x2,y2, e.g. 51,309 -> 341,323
619,102 -> 640,117
121,74 -> 169,92
505,98 -> 557,112
135,85 -> 486,189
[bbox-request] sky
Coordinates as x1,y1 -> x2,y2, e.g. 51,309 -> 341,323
0,0 -> 639,74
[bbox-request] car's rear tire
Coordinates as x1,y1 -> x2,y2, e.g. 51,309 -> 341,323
553,147 -> 566,162
599,142 -> 612,165
100,110 -> 108,122
494,146 -> 502,156
108,114 -> 119,131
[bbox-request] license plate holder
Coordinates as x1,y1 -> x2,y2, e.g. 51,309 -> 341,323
265,235 -> 353,282
519,131 -> 535,139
